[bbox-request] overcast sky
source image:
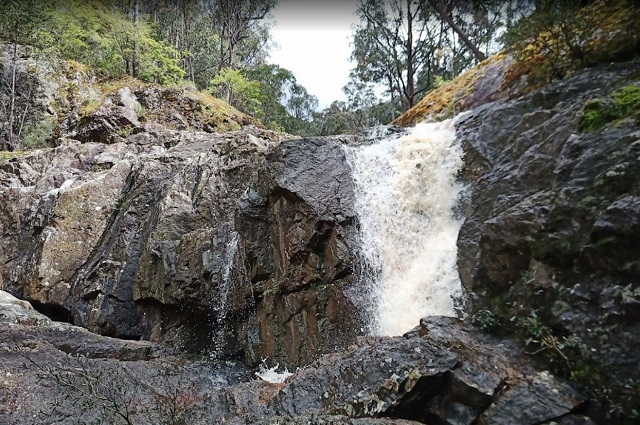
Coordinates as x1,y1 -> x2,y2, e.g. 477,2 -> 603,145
268,0 -> 359,109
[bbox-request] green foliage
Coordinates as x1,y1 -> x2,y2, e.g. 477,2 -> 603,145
208,64 -> 320,135
502,0 -> 640,84
40,0 -> 183,83
136,35 -> 185,84
471,308 -> 500,332
21,117 -> 55,149
210,68 -> 263,114
261,278 -> 281,297
612,84 -> 640,117
501,1 -> 586,81
0,0 -> 48,45
148,1 -> 274,88
579,84 -> 640,132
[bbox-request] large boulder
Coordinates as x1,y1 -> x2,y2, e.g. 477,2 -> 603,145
0,125 -> 361,368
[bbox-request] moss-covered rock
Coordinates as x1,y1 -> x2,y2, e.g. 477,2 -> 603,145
394,0 -> 639,127
579,84 -> 640,132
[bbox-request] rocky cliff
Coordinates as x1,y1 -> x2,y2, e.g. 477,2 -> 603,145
0,125 -> 362,368
456,59 -> 640,421
1,49 -> 640,423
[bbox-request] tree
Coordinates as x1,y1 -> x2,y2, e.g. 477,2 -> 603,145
203,0 -> 276,71
350,0 -> 533,114
210,67 -> 262,111
41,0 -> 184,83
146,1 -> 223,87
426,0 -> 486,62
211,64 -> 318,135
343,79 -> 399,129
0,0 -> 47,150
351,0 -> 437,111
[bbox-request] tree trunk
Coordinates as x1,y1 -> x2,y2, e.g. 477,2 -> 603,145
8,42 -> 18,150
132,0 -> 140,77
406,0 -> 415,109
426,0 -> 486,63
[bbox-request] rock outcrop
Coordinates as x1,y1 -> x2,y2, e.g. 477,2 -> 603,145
456,59 -> 640,419
0,296 -> 586,425
0,121 -> 361,367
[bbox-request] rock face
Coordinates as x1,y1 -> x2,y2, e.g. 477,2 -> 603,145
0,121 -> 360,367
456,60 -> 640,419
3,39 -> 639,424
252,316 -> 584,425
0,298 -> 586,425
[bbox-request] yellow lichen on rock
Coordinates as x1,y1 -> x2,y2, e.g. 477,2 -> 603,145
392,52 -> 513,126
394,0 -> 639,127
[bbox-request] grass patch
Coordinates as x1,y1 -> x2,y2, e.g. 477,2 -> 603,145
0,151 -> 31,160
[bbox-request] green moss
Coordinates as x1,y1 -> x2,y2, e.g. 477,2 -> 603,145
612,84 -> 640,116
576,195 -> 601,209
0,151 -> 30,160
579,98 -> 618,132
580,84 -> 640,132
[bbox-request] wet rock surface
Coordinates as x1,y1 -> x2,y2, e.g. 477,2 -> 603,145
0,300 -> 586,424
456,60 -> 640,420
0,123 -> 360,368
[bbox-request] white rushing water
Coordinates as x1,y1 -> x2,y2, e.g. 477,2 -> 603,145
211,230 -> 239,356
345,117 -> 466,336
254,359 -> 293,384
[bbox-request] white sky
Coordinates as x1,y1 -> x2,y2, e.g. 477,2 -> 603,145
268,1 -> 359,109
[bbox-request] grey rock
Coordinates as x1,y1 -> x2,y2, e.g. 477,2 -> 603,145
0,124 -> 361,368
457,59 -> 640,420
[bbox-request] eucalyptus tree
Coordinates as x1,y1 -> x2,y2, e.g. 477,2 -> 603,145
351,0 -> 439,111
349,0 -> 534,113
203,0 -> 276,71
143,0 -> 275,88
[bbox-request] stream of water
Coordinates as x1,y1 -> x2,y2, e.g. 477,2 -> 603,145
344,117 -> 466,336
211,230 -> 239,357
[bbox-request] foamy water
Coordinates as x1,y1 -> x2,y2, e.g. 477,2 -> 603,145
255,359 -> 293,383
345,117 -> 466,336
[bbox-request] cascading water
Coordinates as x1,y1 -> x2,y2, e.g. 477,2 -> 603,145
344,116 -> 466,336
210,230 -> 239,357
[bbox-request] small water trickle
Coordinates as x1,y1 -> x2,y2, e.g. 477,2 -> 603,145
344,116 -> 467,336
211,231 -> 239,357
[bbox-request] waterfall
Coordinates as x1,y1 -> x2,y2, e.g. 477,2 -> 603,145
210,230 -> 239,357
344,116 -> 466,336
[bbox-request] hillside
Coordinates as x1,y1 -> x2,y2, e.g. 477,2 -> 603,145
394,0 -> 640,126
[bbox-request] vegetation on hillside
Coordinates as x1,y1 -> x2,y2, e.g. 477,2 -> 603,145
0,0 -> 320,150
394,0 -> 640,126
0,0 -> 638,145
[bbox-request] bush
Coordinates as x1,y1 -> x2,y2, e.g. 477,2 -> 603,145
21,117 -> 55,149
